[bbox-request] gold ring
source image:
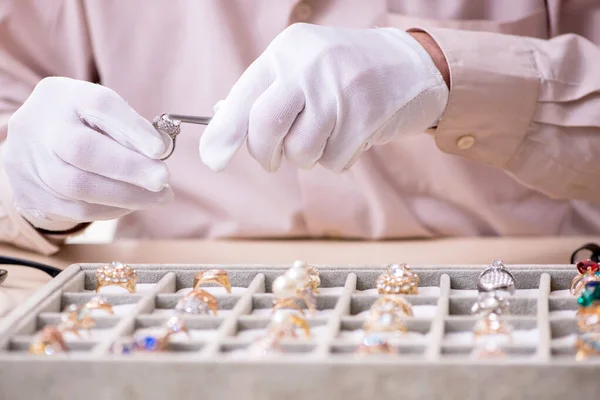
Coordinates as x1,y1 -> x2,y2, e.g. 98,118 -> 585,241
84,296 -> 114,314
59,305 -> 96,337
307,265 -> 321,294
471,291 -> 511,317
164,316 -> 189,337
576,282 -> 600,332
376,264 -> 419,295
60,296 -> 113,337
576,332 -> 600,361
193,269 -> 231,293
571,261 -> 600,296
175,289 -> 219,315
356,335 -> 396,355
133,316 -> 189,352
29,326 -> 69,355
473,314 -> 513,340
95,262 -> 137,293
272,274 -> 313,315
363,295 -> 413,335
269,310 -> 311,340
285,260 -> 320,294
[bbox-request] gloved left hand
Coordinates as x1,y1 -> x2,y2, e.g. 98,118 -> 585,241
199,23 -> 449,173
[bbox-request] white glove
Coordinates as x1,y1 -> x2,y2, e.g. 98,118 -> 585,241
200,24 -> 449,173
2,77 -> 173,231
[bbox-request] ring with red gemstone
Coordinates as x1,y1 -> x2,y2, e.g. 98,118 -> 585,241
571,260 -> 600,296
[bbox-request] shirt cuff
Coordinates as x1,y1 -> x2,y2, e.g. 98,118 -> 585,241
411,27 -> 540,168
0,161 -> 60,255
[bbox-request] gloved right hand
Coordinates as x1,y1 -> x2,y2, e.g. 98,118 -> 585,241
1,77 -> 173,232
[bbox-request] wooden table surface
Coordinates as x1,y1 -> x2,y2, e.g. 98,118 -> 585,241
0,236 -> 597,316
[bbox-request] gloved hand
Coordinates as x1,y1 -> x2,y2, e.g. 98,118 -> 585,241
2,77 -> 173,232
200,24 -> 449,173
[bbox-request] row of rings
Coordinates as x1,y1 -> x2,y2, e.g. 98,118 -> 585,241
470,260 -> 516,359
29,296 -> 114,355
122,269 -> 233,353
245,261 -> 319,355
573,260 -> 600,360
358,264 -> 419,355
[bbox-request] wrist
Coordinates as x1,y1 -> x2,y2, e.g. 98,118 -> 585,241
408,30 -> 450,89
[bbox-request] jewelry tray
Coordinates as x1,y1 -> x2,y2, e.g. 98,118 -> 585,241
0,263 -> 597,400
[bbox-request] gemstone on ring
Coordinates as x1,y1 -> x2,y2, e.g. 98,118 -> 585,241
471,291 -> 511,317
29,326 -> 69,355
356,334 -> 395,355
477,260 -> 516,295
175,289 -> 219,315
363,295 -> 413,334
152,114 -> 181,140
376,264 -> 419,295
95,262 -> 137,293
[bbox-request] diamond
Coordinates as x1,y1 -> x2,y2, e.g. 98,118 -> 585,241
110,261 -> 124,270
363,334 -> 385,347
175,295 -> 211,315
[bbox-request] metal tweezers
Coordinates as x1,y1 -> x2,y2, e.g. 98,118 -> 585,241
152,114 -> 213,160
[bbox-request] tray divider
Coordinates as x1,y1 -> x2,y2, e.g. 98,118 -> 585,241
199,273 -> 266,358
424,273 -> 450,361
0,265 -> 82,346
315,273 -> 357,357
536,273 -> 551,361
90,272 -> 176,356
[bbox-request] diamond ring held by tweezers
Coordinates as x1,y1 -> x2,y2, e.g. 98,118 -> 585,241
152,114 -> 212,160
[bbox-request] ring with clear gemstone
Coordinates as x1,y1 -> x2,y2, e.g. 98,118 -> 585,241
376,263 -> 419,295
477,260 -> 516,295
363,295 -> 413,335
175,289 -> 218,315
29,326 -> 69,355
95,261 -> 137,293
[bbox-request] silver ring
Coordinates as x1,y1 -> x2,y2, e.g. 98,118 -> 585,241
477,260 -> 516,295
153,114 -> 181,161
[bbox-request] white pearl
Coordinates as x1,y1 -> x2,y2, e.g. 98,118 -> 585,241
286,266 -> 310,285
272,275 -> 298,299
292,260 -> 307,269
272,309 -> 296,324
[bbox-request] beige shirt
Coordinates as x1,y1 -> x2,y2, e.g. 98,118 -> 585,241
1,0 -> 599,255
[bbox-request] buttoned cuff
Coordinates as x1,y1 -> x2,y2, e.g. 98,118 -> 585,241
410,27 -> 540,168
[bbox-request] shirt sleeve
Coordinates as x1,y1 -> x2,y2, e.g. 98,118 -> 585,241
0,1 -> 96,254
415,26 -> 600,203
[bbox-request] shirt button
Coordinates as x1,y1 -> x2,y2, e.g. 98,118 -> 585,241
456,135 -> 475,150
291,2 -> 313,23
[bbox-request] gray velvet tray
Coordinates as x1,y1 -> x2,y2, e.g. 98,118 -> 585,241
0,263 -> 598,400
